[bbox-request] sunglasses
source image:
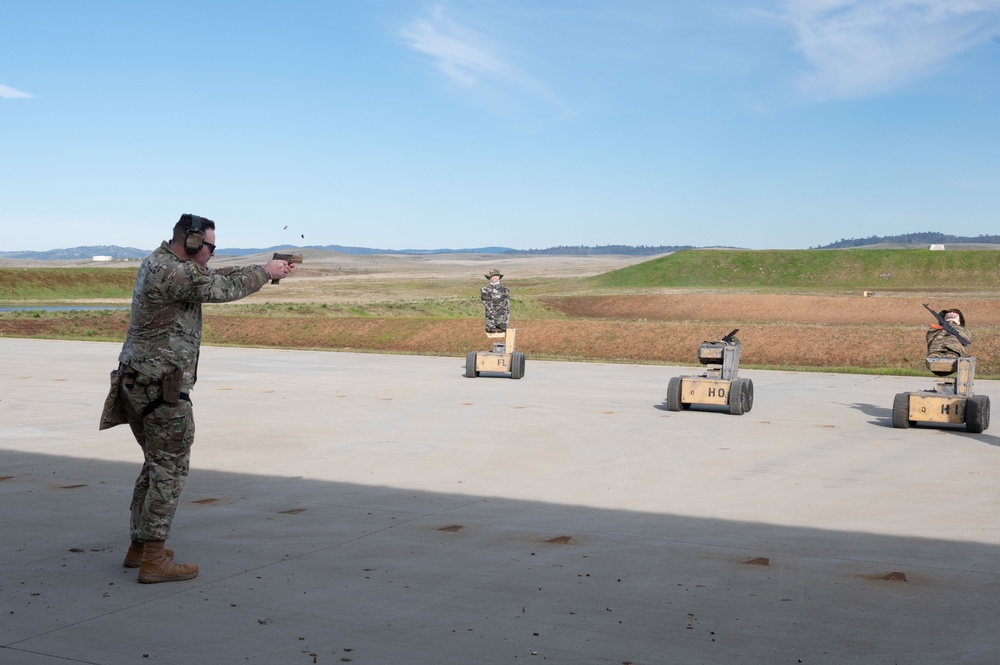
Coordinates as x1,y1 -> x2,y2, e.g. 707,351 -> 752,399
203,242 -> 216,254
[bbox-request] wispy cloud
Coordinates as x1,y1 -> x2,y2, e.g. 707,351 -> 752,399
399,4 -> 566,113
777,0 -> 1000,99
0,83 -> 33,99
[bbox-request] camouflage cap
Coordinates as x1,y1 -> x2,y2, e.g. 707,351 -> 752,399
485,269 -> 503,279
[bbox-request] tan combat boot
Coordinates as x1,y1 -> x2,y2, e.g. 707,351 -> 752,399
137,540 -> 198,583
123,541 -> 174,568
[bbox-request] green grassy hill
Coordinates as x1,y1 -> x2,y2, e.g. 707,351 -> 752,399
591,249 -> 1000,290
0,268 -> 138,300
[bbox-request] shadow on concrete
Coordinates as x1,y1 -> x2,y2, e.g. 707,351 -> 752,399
846,401 -> 1000,445
3,449 -> 1000,665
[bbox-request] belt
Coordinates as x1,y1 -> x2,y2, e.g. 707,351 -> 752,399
141,392 -> 192,417
120,364 -> 191,415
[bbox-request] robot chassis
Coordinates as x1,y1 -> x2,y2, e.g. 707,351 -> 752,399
665,330 -> 753,416
892,356 -> 990,433
466,328 -> 525,379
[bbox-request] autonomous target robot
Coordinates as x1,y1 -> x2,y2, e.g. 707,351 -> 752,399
892,305 -> 990,433
664,329 -> 753,415
466,269 -> 525,379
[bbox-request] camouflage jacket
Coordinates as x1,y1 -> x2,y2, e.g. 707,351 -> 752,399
926,324 -> 971,357
481,282 -> 510,315
117,241 -> 269,386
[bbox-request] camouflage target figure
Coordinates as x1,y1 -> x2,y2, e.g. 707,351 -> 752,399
926,308 -> 970,358
100,213 -> 295,583
481,269 -> 510,333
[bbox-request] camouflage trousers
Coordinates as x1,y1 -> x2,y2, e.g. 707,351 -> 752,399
484,306 -> 509,333
120,371 -> 195,542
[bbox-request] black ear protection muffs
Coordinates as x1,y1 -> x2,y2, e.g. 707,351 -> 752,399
182,214 -> 208,254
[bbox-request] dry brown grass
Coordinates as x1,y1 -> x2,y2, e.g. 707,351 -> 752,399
5,295 -> 997,375
3,254 -> 998,376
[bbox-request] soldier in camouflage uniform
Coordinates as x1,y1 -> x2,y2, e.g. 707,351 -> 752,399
104,214 -> 294,583
481,269 -> 510,333
926,308 -> 970,357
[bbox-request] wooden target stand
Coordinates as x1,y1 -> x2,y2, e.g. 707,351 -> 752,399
465,329 -> 525,379
892,356 -> 990,433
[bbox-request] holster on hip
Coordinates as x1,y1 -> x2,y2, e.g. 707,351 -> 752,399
161,367 -> 184,405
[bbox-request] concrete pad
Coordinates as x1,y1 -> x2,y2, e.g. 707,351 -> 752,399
2,338 -> 999,664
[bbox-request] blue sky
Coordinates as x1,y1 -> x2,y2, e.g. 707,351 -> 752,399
2,1 -> 998,252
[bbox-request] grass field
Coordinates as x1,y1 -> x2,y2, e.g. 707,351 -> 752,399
592,248 -> 1000,290
3,249 -> 999,376
0,267 -> 138,300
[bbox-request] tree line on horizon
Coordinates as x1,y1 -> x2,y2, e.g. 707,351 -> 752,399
4,232 -> 998,261
813,232 -> 1000,249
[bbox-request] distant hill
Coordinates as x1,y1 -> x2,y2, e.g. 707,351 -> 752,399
0,244 -> 518,260
1,243 -> 692,260
217,244 -> 520,256
0,245 -> 152,260
815,232 -> 1000,249
502,244 -> 694,256
6,233 -> 997,260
